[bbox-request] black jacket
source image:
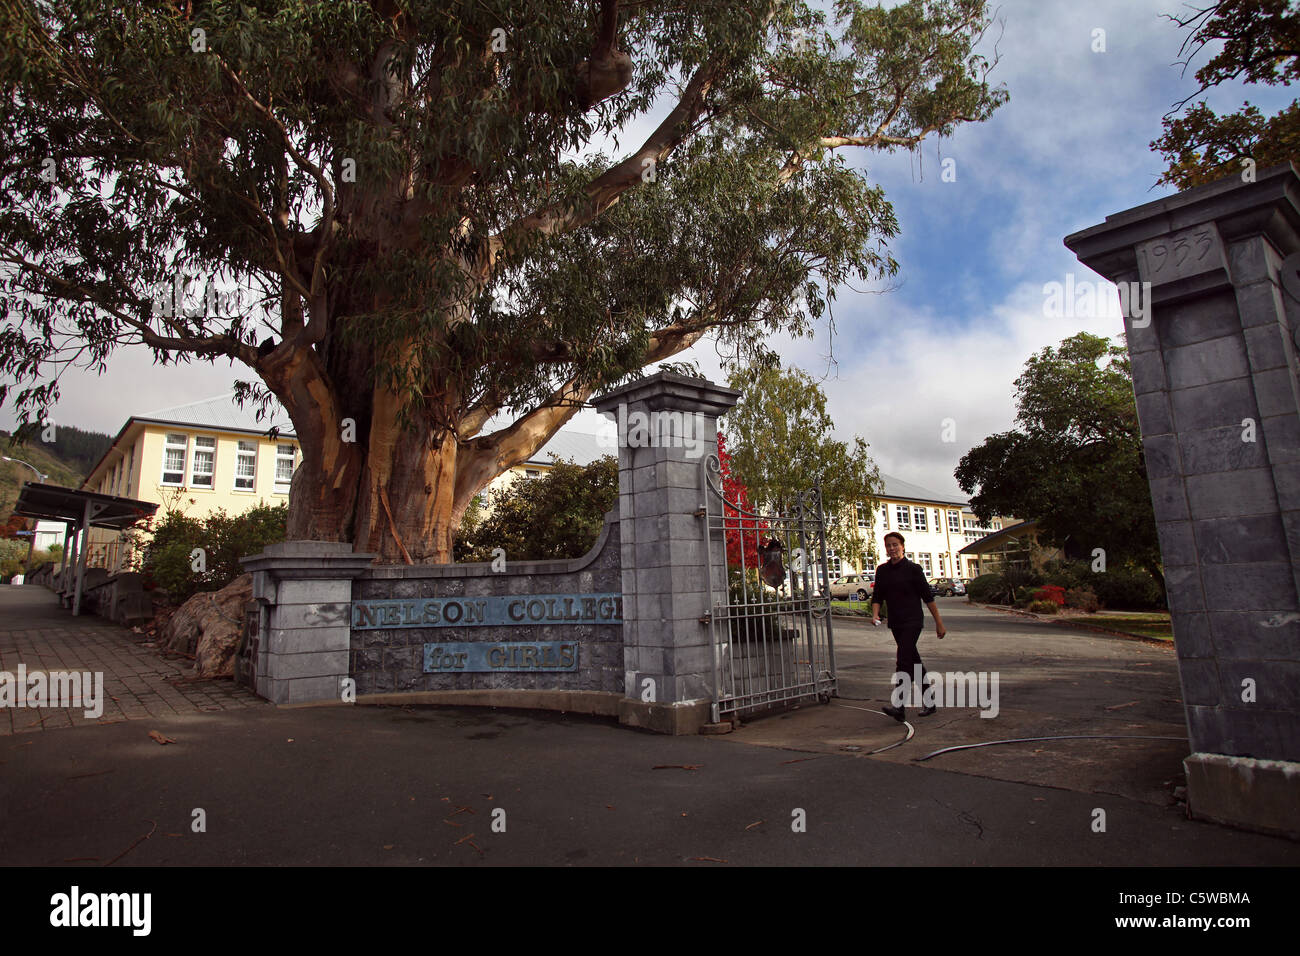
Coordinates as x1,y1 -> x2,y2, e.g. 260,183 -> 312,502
872,558 -> 934,627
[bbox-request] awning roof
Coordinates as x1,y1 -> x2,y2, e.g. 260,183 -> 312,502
957,519 -> 1038,555
12,482 -> 157,529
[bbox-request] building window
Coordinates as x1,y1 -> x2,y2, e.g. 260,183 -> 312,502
906,551 -> 916,564
880,504 -> 889,529
525,468 -> 541,478
235,440 -> 257,491
895,505 -> 911,530
920,553 -> 933,574
861,552 -> 872,573
938,555 -> 946,575
275,444 -> 296,494
161,433 -> 187,485
948,510 -> 961,533
191,436 -> 216,488
856,503 -> 869,528
933,509 -> 940,527
824,551 -> 842,579
913,507 -> 928,532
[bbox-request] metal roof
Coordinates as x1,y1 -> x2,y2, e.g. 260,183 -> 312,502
137,393 -> 297,437
12,482 -> 157,530
877,473 -> 969,507
525,430 -> 613,467
958,519 -> 1038,554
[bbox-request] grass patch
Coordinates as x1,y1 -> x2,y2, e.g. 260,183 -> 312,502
1067,611 -> 1173,641
830,600 -> 873,616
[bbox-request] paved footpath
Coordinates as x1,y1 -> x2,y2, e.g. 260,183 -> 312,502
0,586 -> 1297,866
0,585 -> 262,735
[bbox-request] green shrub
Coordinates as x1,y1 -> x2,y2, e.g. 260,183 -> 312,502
1091,566 -> 1166,610
966,573 -> 1004,603
456,457 -> 617,562
1027,599 -> 1059,614
142,503 -> 288,602
0,538 -> 31,579
203,503 -> 289,584
1041,558 -> 1092,591
1065,587 -> 1100,612
146,540 -> 204,601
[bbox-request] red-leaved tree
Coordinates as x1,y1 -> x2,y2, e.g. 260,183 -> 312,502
717,431 -> 769,570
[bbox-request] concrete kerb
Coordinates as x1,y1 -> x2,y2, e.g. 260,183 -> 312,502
354,689 -> 622,717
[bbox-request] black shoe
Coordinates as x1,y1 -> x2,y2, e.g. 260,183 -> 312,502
918,704 -> 937,717
881,704 -> 906,722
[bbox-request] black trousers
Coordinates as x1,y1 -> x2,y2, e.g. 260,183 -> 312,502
890,622 -> 927,701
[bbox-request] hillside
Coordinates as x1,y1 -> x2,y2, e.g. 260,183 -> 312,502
0,425 -> 114,523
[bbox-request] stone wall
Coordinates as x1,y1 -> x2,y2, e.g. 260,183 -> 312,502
350,516 -> 623,695
240,370 -> 740,734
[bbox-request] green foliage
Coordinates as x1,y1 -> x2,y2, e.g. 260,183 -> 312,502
203,503 -> 290,586
1090,566 -> 1167,611
1065,587 -> 1100,613
0,0 -> 1007,543
1153,0 -> 1299,189
141,503 -> 287,602
966,562 -> 1164,611
965,572 -> 1004,603
455,457 -> 617,562
964,567 -> 1046,605
1039,557 -> 1093,591
955,333 -> 1161,579
1,544 -> 64,581
0,538 -> 30,580
1026,599 -> 1059,615
724,364 -> 883,560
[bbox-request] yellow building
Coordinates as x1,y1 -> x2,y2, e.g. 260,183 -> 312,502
78,394 -> 299,570
829,475 -> 1016,581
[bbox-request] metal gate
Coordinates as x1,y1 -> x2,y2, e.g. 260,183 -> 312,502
701,454 -> 837,723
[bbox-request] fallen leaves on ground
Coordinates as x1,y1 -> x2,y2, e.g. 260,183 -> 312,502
147,730 -> 175,745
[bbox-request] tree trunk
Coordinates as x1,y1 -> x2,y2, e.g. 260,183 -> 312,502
271,340 -> 575,565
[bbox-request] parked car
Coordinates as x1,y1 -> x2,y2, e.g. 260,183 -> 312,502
825,573 -> 874,601
929,577 -> 966,597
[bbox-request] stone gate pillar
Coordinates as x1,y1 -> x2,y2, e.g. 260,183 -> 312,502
241,541 -> 376,704
1066,162 -> 1300,838
594,371 -> 740,734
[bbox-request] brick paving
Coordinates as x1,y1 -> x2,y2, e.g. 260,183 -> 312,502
0,585 -> 264,735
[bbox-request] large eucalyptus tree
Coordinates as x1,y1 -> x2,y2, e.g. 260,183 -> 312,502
0,0 -> 1005,562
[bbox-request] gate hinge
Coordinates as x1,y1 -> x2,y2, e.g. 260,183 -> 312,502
692,507 -> 707,517
699,611 -> 712,624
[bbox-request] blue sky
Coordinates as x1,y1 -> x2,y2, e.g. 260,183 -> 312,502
5,0 -> 1295,499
